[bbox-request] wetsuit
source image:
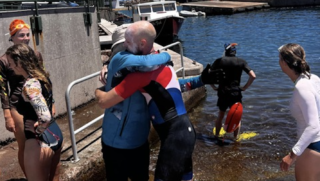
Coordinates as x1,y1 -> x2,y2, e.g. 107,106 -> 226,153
0,52 -> 44,109
211,55 -> 252,111
17,78 -> 63,151
102,51 -> 171,181
290,73 -> 320,155
114,65 -> 196,181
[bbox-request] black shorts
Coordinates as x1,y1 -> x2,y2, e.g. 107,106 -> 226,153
101,140 -> 150,181
307,141 -> 320,153
153,114 -> 196,181
217,88 -> 242,112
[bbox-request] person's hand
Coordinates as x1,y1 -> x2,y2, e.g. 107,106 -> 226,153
99,65 -> 108,85
5,117 -> 15,132
280,152 -> 296,171
52,103 -> 56,116
25,120 -> 37,133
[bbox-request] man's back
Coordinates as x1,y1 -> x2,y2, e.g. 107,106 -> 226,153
212,56 -> 251,87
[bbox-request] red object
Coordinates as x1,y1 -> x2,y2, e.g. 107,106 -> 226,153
224,102 -> 243,133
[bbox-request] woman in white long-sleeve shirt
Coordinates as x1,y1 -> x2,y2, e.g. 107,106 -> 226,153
278,43 -> 320,181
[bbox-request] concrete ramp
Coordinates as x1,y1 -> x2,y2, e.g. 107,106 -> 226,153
98,19 -> 118,45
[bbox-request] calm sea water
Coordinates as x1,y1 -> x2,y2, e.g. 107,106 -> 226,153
121,7 -> 320,180
175,7 -> 320,181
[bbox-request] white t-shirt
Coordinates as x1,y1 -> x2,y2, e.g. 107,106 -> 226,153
290,73 -> 320,156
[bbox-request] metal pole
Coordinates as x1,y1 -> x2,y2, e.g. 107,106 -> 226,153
65,71 -> 100,162
65,82 -> 80,162
158,41 -> 185,79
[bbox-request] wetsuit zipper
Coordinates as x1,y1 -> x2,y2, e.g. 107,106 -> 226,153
119,114 -> 127,136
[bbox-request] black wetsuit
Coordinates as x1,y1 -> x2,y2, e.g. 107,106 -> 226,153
17,79 -> 63,151
211,55 -> 252,111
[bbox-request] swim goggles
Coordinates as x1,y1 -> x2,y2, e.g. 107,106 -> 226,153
10,23 -> 30,35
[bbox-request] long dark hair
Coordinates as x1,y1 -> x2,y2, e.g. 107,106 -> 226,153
6,44 -> 51,90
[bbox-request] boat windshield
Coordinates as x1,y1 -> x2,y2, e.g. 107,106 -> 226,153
164,3 -> 176,11
138,3 -> 176,13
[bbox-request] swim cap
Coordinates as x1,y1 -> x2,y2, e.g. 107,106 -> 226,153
9,19 -> 30,36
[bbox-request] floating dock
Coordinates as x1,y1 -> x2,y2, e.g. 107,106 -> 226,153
180,1 -> 270,15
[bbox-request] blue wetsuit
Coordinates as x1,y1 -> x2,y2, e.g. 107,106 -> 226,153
104,51 -> 205,181
102,51 -> 171,149
101,51 -> 171,181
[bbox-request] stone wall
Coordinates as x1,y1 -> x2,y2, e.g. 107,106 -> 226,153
0,7 -> 102,142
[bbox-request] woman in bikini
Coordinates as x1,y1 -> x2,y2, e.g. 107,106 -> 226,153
279,43 -> 320,181
5,43 -> 63,181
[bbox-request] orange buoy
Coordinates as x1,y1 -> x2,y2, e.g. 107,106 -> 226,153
224,102 -> 243,133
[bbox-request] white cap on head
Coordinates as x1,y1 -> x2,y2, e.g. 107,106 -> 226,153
111,23 -> 132,50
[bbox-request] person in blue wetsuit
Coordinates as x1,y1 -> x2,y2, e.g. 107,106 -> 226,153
96,21 -> 221,181
97,22 -> 172,181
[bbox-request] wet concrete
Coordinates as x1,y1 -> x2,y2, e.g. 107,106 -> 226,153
0,39 -> 205,180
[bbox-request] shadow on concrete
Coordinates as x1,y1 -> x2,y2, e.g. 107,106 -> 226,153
61,126 -> 102,161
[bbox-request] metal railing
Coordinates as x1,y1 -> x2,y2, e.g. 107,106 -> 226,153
65,41 -> 185,162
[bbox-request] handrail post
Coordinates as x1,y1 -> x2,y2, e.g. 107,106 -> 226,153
158,41 -> 185,79
178,42 -> 185,79
65,71 -> 100,162
65,82 -> 80,162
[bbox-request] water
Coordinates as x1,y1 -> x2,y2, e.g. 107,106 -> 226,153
168,7 -> 320,180
121,7 -> 320,180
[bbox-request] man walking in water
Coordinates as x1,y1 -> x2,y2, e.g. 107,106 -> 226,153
210,43 -> 256,141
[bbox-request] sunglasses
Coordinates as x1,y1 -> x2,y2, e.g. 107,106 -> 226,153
10,24 -> 30,35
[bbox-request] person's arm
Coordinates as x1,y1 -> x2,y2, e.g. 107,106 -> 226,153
118,51 -> 171,70
96,71 -> 148,109
95,88 -> 124,109
292,88 -> 320,156
179,76 -> 202,92
240,70 -> 256,91
36,51 -> 56,116
22,78 -> 52,134
281,86 -> 320,171
0,61 -> 15,132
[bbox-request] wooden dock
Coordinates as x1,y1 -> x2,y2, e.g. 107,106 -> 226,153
180,1 -> 270,15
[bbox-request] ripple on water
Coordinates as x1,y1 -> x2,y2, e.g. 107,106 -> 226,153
176,7 -> 320,180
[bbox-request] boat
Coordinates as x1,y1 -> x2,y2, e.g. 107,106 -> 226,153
180,8 -> 206,17
131,1 -> 184,44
